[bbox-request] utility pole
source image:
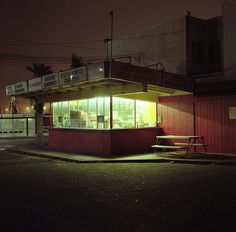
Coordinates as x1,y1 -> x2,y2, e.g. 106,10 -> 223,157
104,38 -> 111,60
109,10 -> 114,60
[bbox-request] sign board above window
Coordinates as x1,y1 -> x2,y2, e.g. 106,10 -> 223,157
42,73 -> 59,89
5,85 -> 13,96
28,77 -> 42,92
12,81 -> 28,95
59,66 -> 87,86
87,62 -> 105,80
229,107 -> 236,119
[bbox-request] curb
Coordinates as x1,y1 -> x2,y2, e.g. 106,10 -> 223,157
7,148 -> 236,166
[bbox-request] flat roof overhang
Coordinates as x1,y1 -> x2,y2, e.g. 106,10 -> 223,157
17,78 -> 191,104
10,61 -> 193,103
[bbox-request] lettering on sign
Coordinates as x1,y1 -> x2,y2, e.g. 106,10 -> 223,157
13,81 -> 28,95
59,66 -> 87,86
42,73 -> 59,89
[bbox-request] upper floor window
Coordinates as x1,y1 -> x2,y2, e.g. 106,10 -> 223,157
208,40 -> 221,64
192,40 -> 203,64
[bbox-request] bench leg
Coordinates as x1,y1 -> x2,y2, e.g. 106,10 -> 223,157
185,147 -> 192,158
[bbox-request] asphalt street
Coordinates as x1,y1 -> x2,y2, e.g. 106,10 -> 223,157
0,149 -> 236,232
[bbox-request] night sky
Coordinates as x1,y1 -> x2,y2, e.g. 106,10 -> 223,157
0,0 -> 222,109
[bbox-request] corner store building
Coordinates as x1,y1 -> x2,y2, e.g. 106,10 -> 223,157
6,0 -> 236,155
6,60 -> 191,156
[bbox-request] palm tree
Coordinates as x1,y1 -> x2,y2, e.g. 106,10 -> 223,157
25,63 -> 52,146
71,54 -> 83,68
26,63 -> 53,78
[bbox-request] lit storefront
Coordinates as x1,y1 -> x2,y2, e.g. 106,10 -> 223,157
5,60 -> 192,156
52,97 -> 156,129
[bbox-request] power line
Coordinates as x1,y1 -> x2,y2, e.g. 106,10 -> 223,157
113,19 -> 236,41
0,36 -> 106,51
0,36 -> 104,45
1,15 -> 234,47
0,53 -> 69,59
0,35 -> 140,53
0,52 -> 136,66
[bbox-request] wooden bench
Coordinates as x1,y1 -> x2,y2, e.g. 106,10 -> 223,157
151,145 -> 186,149
174,143 -> 208,147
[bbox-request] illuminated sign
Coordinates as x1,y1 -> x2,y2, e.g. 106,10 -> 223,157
42,73 -> 59,89
87,62 -> 105,80
12,81 -> 28,95
59,66 -> 87,86
5,85 -> 13,96
28,77 -> 42,92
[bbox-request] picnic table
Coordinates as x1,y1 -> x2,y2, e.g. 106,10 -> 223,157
152,135 -> 208,157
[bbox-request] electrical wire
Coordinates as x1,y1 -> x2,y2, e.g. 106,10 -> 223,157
0,16 -> 231,65
0,36 -> 104,44
0,52 -> 137,65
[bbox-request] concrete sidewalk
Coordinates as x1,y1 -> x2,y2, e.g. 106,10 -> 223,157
6,144 -> 236,165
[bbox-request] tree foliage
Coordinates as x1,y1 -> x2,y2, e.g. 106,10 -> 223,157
71,54 -> 83,68
26,63 -> 53,78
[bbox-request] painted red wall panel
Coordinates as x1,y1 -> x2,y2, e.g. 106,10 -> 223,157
110,128 -> 163,155
159,94 -> 236,154
48,128 -> 162,156
48,129 -> 111,156
195,95 -> 236,154
158,95 -> 194,136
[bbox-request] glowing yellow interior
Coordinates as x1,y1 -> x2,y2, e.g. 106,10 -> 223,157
53,97 -> 156,129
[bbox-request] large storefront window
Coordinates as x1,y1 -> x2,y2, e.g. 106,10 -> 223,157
104,97 -> 110,129
52,97 -> 156,129
113,97 -> 135,128
88,98 -> 97,128
78,99 -> 88,128
69,100 -> 79,128
136,100 -> 156,127
52,102 -> 59,128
